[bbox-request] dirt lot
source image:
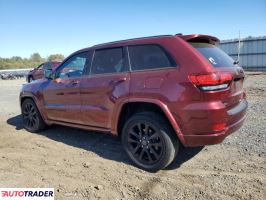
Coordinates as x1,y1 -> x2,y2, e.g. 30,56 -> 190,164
0,74 -> 265,200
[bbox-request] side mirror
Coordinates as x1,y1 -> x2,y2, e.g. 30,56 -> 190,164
44,69 -> 53,79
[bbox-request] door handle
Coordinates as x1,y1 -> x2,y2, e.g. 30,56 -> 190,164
54,79 -> 63,84
109,77 -> 127,85
72,80 -> 79,85
68,80 -> 79,87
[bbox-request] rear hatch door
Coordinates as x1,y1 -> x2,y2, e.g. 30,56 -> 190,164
189,42 -> 245,108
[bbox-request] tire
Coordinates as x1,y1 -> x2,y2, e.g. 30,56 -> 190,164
28,76 -> 33,83
21,99 -> 47,132
121,112 -> 179,172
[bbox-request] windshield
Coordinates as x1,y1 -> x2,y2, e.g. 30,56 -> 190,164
190,42 -> 235,68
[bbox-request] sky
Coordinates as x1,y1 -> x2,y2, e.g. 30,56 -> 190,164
0,0 -> 265,58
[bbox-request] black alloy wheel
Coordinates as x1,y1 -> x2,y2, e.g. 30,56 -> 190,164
28,76 -> 32,83
122,112 -> 179,172
22,99 -> 46,132
127,122 -> 164,165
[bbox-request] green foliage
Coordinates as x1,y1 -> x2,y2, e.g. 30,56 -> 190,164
0,53 -> 65,70
48,54 -> 65,61
30,53 -> 43,62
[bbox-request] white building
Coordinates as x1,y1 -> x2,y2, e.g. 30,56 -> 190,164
219,36 -> 266,71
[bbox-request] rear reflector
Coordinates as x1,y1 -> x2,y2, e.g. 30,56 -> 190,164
212,123 -> 226,132
189,72 -> 232,91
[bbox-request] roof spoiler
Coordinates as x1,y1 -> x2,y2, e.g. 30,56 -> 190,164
178,34 -> 220,45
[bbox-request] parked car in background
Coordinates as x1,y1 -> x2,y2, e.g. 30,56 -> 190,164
20,34 -> 247,171
27,61 -> 61,83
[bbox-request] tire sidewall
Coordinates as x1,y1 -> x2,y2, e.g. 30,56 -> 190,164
28,76 -> 32,83
122,113 -> 177,172
22,99 -> 42,132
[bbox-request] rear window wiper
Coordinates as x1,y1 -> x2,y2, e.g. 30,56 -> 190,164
233,60 -> 239,65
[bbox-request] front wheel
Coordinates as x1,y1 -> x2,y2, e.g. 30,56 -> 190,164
27,76 -> 32,83
22,99 -> 47,132
121,112 -> 179,172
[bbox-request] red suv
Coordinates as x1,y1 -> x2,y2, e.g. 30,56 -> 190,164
20,34 -> 248,171
27,61 -> 61,83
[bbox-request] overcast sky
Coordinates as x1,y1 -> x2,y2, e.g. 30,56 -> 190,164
0,0 -> 265,58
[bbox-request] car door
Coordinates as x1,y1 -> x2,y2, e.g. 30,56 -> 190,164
42,52 -> 91,124
33,63 -> 44,80
80,47 -> 130,129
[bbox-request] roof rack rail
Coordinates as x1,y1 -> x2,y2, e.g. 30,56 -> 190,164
93,34 -> 173,47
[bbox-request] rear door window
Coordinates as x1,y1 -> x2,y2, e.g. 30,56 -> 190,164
190,42 -> 235,67
91,47 -> 126,75
128,45 -> 176,71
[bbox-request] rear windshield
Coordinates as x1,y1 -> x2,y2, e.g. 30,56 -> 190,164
190,42 -> 235,68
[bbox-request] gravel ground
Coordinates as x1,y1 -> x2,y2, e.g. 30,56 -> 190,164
0,74 -> 265,200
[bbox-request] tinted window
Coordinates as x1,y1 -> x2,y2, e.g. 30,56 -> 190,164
128,45 -> 175,71
91,48 -> 124,75
57,52 -> 89,79
43,63 -> 50,70
82,51 -> 93,75
190,42 -> 235,68
43,62 -> 60,70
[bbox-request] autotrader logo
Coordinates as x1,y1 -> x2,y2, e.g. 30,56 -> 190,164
0,188 -> 54,199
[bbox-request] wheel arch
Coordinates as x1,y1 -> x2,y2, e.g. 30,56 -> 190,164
20,93 -> 47,123
113,99 -> 183,141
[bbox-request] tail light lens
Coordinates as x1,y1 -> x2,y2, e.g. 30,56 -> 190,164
212,123 -> 226,132
188,72 -> 232,91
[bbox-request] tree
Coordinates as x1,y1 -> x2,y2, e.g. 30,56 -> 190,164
30,53 -> 43,62
47,54 -> 64,61
11,56 -> 22,61
0,52 -> 65,69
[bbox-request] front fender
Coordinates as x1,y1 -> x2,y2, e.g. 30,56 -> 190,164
20,91 -> 49,125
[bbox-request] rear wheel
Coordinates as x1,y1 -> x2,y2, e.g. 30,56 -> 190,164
28,76 -> 33,83
122,112 -> 179,172
22,99 -> 46,132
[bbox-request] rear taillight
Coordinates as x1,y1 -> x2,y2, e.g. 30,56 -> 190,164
188,72 -> 232,91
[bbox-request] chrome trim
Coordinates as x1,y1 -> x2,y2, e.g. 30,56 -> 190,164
130,66 -> 177,73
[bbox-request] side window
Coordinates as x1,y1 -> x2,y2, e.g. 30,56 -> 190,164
57,52 -> 89,79
128,45 -> 175,71
43,63 -> 52,70
91,47 -> 124,75
82,51 -> 93,75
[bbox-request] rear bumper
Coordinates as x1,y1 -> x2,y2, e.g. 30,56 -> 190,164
180,113 -> 246,146
176,99 -> 248,147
